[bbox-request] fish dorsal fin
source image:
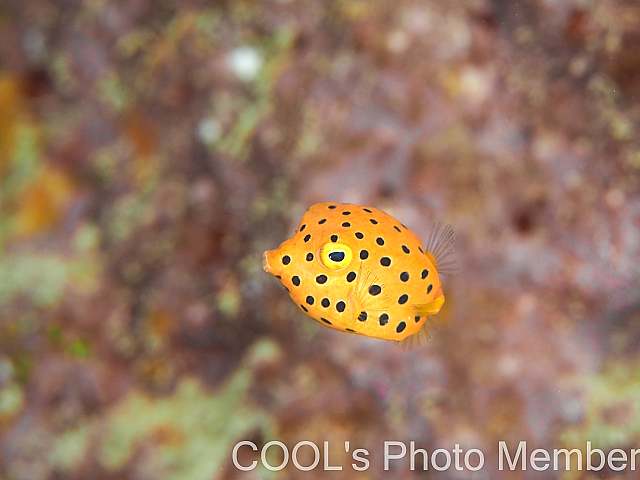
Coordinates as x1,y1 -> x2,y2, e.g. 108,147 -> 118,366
397,315 -> 441,351
425,222 -> 461,277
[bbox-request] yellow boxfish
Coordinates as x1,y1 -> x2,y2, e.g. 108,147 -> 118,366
263,203 -> 460,349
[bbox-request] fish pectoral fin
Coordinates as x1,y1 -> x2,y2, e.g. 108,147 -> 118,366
412,296 -> 445,317
346,288 -> 360,316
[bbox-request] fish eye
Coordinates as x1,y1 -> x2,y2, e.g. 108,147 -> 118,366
328,251 -> 345,262
319,242 -> 353,270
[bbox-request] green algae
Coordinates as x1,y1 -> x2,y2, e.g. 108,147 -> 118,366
49,340 -> 277,478
561,358 -> 640,449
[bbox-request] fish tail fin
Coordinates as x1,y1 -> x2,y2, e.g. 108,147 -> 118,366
412,295 -> 445,317
397,315 -> 441,351
425,221 -> 462,277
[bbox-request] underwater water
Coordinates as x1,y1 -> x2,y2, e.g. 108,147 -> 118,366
0,0 -> 639,479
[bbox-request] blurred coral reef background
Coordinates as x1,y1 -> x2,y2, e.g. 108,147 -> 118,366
0,0 -> 639,479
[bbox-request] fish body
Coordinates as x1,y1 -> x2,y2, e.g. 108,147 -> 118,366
263,203 -> 459,348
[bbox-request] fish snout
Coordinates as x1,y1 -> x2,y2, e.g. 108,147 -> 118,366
263,250 -> 274,273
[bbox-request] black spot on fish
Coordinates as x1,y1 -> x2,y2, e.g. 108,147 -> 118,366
321,298 -> 330,307
396,321 -> 406,333
301,304 -> 308,312
355,232 -> 364,239
316,274 -> 327,284
370,219 -> 378,225
319,218 -> 327,224
342,211 -> 351,215
331,234 -> 338,242
306,295 -> 315,305
394,226 -> 402,232
400,272 -> 409,282
427,284 -> 433,294
300,224 -> 306,232
402,245 -> 410,254
292,276 -> 300,286
379,313 -> 389,326
346,271 -> 357,282
376,237 -> 385,246
360,250 -> 369,260
422,269 -> 429,279
306,252 -> 314,261
358,311 -> 368,322
321,317 -> 331,324
336,301 -> 346,312
398,294 -> 408,304
342,222 -> 351,227
282,255 -> 291,265
304,234 -> 311,242
380,257 -> 391,266
328,205 -> 336,209
368,285 -> 382,296
363,208 -> 372,213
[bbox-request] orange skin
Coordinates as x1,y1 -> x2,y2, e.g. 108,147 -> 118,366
263,203 -> 444,342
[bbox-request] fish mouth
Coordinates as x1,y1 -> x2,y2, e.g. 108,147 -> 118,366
262,250 -> 271,273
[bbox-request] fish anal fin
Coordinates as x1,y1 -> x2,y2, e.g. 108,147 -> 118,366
398,315 -> 442,351
412,296 -> 445,317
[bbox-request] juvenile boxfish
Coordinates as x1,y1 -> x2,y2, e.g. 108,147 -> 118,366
263,203 -> 460,349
